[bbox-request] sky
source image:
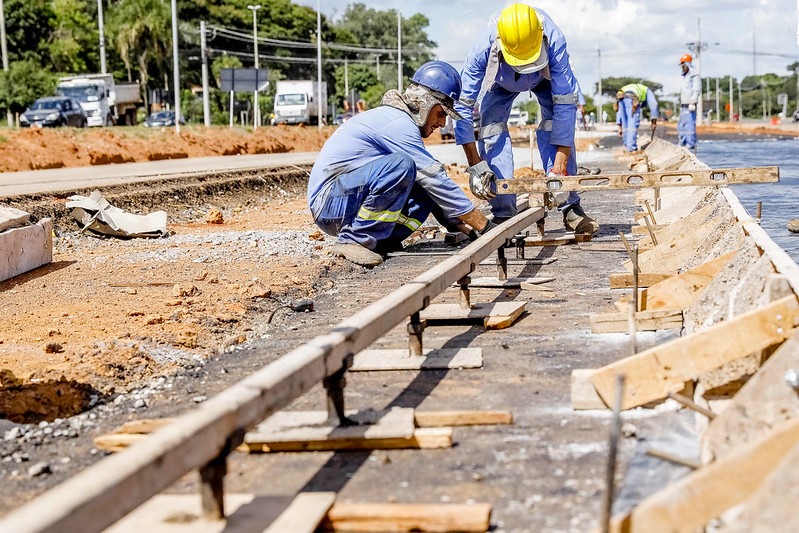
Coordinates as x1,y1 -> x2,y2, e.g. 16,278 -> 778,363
297,0 -> 799,104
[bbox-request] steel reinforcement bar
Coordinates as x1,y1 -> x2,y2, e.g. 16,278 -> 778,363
0,206 -> 545,533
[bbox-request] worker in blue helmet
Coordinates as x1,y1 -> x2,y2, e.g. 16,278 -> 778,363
308,61 -> 494,267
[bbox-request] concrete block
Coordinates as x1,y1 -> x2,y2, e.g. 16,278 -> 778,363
0,218 -> 53,282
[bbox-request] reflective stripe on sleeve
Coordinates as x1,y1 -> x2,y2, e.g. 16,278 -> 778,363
419,162 -> 445,178
537,120 -> 553,131
552,93 -> 578,105
460,96 -> 476,107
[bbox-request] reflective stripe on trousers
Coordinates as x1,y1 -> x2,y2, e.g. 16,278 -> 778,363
311,153 -> 425,250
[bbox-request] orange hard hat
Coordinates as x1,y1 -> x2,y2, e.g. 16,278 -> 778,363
679,53 -> 692,64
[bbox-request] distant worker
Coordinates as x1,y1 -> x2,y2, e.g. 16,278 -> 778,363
678,53 -> 701,150
576,80 -> 587,131
614,83 -> 658,152
454,3 -> 599,235
307,61 -> 494,267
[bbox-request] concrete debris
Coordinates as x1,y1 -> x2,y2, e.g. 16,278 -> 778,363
66,190 -> 167,238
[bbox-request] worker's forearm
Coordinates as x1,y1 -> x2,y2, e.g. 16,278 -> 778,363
461,142 -> 482,167
458,208 -> 488,231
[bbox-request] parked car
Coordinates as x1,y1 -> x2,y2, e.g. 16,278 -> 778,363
793,110 -> 799,123
19,96 -> 87,128
143,110 -> 185,127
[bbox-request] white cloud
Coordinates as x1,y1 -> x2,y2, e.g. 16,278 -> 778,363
300,1 -> 799,101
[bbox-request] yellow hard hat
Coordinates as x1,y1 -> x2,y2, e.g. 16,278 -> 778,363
497,4 -> 544,67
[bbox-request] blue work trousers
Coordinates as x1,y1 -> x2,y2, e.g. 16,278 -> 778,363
677,105 -> 697,149
311,153 -> 432,250
478,83 -> 579,218
618,97 -> 641,151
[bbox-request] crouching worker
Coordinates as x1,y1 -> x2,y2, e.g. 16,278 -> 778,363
308,61 -> 495,267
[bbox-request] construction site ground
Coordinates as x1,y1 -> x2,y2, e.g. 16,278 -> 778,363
0,123 -> 790,531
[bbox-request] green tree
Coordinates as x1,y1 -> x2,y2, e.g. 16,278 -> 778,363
0,60 -> 57,114
333,63 -> 377,109
596,77 -> 663,96
106,0 -> 173,108
48,0 -> 99,74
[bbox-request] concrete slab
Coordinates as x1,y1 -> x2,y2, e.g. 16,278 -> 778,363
0,217 -> 52,283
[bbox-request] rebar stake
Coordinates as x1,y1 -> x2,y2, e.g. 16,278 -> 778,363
458,276 -> 471,310
324,362 -> 356,426
756,201 -> 763,225
408,311 -> 425,356
497,245 -> 508,281
601,374 -> 626,533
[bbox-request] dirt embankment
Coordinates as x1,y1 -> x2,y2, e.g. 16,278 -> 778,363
0,125 -> 335,172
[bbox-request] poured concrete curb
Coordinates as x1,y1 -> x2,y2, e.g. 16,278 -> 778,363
0,217 -> 53,282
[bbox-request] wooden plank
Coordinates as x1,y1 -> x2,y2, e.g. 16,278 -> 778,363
590,295 -> 799,410
499,166 -> 779,194
702,329 -> 799,462
642,250 -> 738,310
459,276 -> 554,288
609,272 -> 672,289
479,257 -> 557,266
570,368 -> 608,410
104,493 -> 285,533
413,410 -> 513,427
608,418 -> 799,533
351,348 -> 482,371
422,302 -> 526,330
0,218 -> 52,283
519,281 -> 554,292
246,427 -> 453,453
522,232 -> 592,246
265,492 -> 337,533
0,207 -> 546,533
248,407 -> 415,443
321,502 -> 492,533
590,309 -> 683,333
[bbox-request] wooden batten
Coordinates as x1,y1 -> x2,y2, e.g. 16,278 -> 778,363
586,295 -> 799,410
640,250 -> 738,311
321,502 -> 492,533
590,308 -> 683,333
609,272 -> 672,289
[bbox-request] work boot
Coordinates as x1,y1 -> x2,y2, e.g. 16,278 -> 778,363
329,243 -> 384,267
563,204 -> 600,235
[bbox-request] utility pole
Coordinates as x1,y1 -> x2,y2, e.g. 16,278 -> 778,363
729,75 -> 733,122
316,0 -> 323,129
715,77 -> 720,122
752,20 -> 757,75
597,46 -> 603,124
97,0 -> 107,74
696,17 -> 703,126
170,0 -> 180,134
397,10 -> 402,92
247,4 -> 261,129
200,21 -> 210,126
0,0 -> 11,127
376,55 -> 380,82
344,57 -> 349,112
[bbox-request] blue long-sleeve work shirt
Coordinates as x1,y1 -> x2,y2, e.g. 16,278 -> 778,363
453,8 -> 578,148
308,106 -> 474,220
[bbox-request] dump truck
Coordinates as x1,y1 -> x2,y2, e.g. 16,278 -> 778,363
272,80 -> 327,125
56,74 -> 141,126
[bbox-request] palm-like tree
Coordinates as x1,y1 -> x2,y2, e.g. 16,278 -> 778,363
106,0 -> 172,108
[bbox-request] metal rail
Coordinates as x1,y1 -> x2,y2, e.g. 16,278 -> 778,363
0,206 -> 545,533
499,166 -> 779,194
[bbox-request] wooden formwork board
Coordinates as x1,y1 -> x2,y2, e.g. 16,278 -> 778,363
104,492 -> 491,533
459,276 -> 554,288
589,308 -> 683,333
609,272 -> 672,289
574,295 -> 799,410
351,348 -> 483,371
701,329 -> 799,462
421,301 -> 526,330
606,418 -> 799,533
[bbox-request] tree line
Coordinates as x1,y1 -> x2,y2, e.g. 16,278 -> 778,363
0,0 -> 436,124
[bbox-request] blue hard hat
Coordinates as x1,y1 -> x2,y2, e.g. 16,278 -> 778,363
411,61 -> 464,119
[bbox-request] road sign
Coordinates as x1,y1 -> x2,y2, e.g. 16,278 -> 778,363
220,68 -> 270,92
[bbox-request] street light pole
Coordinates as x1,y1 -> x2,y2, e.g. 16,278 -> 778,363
0,0 -> 11,127
397,11 -> 402,92
247,4 -> 261,129
97,0 -> 107,74
596,46 -> 603,124
170,0 -> 180,134
317,0 -> 323,129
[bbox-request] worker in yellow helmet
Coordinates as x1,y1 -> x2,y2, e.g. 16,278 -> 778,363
454,3 -> 599,235
615,83 -> 659,152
